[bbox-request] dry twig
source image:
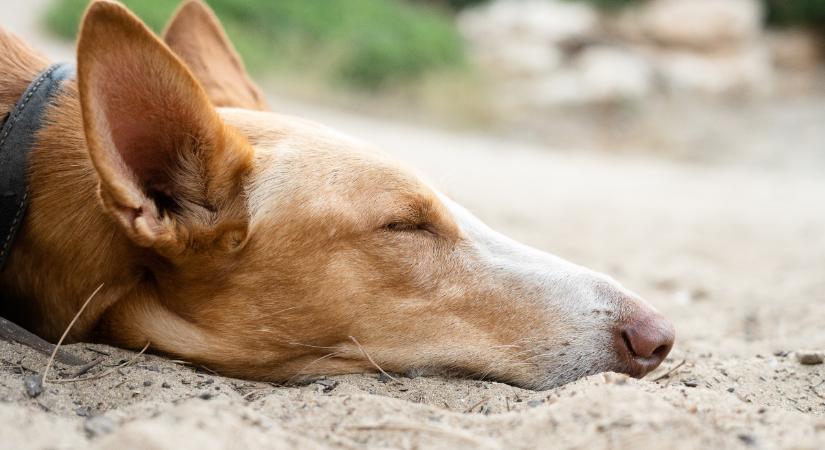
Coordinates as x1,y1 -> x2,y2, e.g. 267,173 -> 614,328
464,396 -> 490,413
41,283 -> 104,384
810,385 -> 825,400
72,356 -> 105,377
653,359 -> 687,382
49,341 -> 150,384
348,336 -> 401,383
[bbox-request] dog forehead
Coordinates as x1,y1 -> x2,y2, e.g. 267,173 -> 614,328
219,108 -> 427,222
218,107 -> 370,151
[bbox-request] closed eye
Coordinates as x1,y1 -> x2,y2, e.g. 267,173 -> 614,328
384,221 -> 435,234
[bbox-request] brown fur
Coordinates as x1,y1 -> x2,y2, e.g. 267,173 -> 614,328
0,30 -> 47,116
163,0 -> 268,110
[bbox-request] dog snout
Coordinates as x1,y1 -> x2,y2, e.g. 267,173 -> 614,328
615,304 -> 675,377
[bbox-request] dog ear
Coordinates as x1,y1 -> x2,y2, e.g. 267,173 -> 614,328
163,0 -> 268,111
78,1 -> 252,258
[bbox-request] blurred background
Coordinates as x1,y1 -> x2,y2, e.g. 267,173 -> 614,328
37,0 -> 825,171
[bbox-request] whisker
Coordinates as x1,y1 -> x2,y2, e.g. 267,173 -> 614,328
286,351 -> 341,384
288,342 -> 341,350
488,344 -> 522,350
271,306 -> 300,315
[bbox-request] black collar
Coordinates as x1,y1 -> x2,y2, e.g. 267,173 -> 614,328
0,63 -> 74,270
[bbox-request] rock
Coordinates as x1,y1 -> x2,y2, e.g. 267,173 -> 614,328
84,415 -> 115,438
471,41 -> 563,78
377,372 -> 392,383
577,46 -> 653,101
458,0 -> 600,82
601,372 -> 629,385
23,375 -> 43,398
458,0 -> 598,46
522,71 -> 590,107
768,30 -> 823,71
654,46 -> 774,96
738,434 -> 757,447
520,47 -> 652,107
460,0 -> 781,109
638,0 -> 763,51
795,350 -> 824,365
314,379 -> 338,393
604,8 -> 646,44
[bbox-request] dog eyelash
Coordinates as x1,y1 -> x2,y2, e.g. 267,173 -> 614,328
384,222 -> 420,232
384,221 -> 432,233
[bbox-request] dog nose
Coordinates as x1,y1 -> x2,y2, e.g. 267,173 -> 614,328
617,307 -> 675,377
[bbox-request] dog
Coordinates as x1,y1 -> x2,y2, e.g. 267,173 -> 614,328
0,0 -> 674,389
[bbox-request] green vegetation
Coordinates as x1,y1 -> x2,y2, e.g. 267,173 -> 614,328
577,0 -> 632,11
44,0 -> 466,90
765,0 -> 825,27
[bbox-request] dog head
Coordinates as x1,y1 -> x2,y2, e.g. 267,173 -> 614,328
80,1 -> 673,389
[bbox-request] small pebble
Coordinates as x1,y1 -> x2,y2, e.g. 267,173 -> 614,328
75,406 -> 92,417
23,375 -> 43,398
314,379 -> 338,393
737,434 -> 756,446
198,392 -> 213,400
143,380 -> 152,387
796,351 -> 824,365
161,382 -> 171,389
683,379 -> 699,388
404,368 -> 424,379
377,372 -> 392,383
84,416 -> 115,437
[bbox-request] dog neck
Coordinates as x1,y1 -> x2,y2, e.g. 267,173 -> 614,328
0,37 -> 143,342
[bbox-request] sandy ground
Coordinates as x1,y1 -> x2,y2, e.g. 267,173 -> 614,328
2,1 -> 825,449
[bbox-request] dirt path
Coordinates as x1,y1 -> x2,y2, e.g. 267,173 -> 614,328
2,4 -> 825,449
